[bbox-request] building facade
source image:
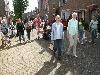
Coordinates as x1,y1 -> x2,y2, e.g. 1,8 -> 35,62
58,0 -> 100,23
0,0 -> 10,20
38,0 -> 49,20
0,0 -> 6,18
64,0 -> 100,22
38,0 -> 100,24
4,0 -> 10,17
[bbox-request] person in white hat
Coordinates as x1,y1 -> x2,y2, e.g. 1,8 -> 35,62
67,12 -> 78,57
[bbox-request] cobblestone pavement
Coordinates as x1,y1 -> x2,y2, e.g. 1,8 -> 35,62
0,30 -> 100,75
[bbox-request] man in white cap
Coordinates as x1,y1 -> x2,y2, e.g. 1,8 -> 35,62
67,12 -> 78,57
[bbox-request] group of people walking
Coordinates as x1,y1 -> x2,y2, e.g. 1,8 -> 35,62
0,15 -> 41,45
51,12 -> 100,60
0,12 -> 100,60
15,15 -> 42,43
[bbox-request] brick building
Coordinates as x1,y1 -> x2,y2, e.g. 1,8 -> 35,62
0,0 -> 6,17
4,0 -> 10,17
38,0 -> 49,20
38,0 -> 100,24
59,0 -> 100,23
38,0 -> 59,21
0,0 -> 10,21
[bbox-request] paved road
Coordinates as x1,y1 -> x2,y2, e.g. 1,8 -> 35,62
0,30 -> 100,75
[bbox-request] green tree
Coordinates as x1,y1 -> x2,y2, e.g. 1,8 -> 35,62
13,0 -> 29,19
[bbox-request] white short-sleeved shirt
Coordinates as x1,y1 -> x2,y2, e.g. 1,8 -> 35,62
90,20 -> 98,29
67,19 -> 78,35
56,23 -> 61,39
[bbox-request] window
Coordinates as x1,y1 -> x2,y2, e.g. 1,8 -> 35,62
41,0 -> 43,9
59,0 -> 67,6
61,10 -> 70,20
63,0 -> 65,4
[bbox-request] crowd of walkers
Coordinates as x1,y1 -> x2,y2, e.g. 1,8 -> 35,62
51,12 -> 100,60
0,12 -> 100,60
0,14 -> 51,45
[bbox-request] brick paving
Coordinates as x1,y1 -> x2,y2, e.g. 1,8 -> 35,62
0,30 -> 100,75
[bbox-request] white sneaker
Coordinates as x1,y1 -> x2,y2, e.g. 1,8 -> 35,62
89,40 -> 92,43
81,42 -> 84,45
74,54 -> 78,57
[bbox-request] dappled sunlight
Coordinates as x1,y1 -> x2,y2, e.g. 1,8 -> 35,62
65,71 -> 73,75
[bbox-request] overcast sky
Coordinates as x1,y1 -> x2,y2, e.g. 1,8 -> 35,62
8,0 -> 38,13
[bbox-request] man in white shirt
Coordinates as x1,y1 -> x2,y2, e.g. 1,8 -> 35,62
67,12 -> 78,57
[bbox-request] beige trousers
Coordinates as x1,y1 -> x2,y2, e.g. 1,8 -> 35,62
68,34 -> 78,55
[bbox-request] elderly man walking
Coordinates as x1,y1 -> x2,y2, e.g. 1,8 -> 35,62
67,12 -> 78,57
51,15 -> 64,60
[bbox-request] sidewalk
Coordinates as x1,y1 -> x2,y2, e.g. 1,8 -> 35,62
0,30 -> 100,75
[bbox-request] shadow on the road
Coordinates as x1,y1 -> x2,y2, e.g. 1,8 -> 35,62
34,38 -> 53,55
0,39 -> 35,51
0,45 -> 4,50
34,37 -> 100,75
0,34 -> 99,75
35,56 -> 58,75
0,43 -> 26,51
34,38 -> 78,75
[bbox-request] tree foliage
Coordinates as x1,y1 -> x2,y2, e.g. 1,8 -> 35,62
13,0 -> 29,19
